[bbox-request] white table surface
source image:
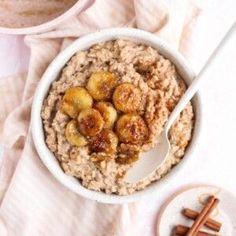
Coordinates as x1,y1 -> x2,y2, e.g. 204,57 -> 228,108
0,24 -> 236,236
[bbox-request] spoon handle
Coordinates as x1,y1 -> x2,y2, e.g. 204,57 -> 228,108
165,22 -> 236,131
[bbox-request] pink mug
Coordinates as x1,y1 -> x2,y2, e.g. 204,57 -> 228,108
0,0 -> 92,35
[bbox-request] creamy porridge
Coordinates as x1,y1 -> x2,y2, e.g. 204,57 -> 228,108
41,40 -> 194,195
0,0 -> 77,28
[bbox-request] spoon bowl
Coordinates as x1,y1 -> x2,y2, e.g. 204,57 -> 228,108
125,131 -> 170,183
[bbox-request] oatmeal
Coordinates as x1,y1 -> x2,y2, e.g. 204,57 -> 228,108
41,40 -> 194,196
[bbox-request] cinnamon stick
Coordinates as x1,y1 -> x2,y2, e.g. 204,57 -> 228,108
182,208 -> 221,232
173,225 -> 217,236
186,196 -> 219,236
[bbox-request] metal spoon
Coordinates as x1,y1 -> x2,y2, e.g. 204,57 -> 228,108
125,23 -> 236,183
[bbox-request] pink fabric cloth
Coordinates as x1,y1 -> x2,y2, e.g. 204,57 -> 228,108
0,0 -> 235,235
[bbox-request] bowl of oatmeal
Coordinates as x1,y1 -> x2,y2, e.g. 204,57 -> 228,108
0,0 -> 91,35
31,28 -> 202,203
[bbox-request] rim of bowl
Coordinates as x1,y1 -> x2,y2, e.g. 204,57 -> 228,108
0,0 -> 90,35
31,27 -> 202,204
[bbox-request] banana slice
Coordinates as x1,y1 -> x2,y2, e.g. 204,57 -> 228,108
94,102 -> 118,128
91,153 -> 112,162
116,150 -> 139,165
87,71 -> 117,100
61,87 -> 93,118
89,129 -> 118,154
78,108 -> 104,137
112,83 -> 142,113
116,114 -> 148,144
65,120 -> 88,147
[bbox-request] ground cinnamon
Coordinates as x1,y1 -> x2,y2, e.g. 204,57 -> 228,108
182,208 -> 221,232
173,225 -> 217,236
186,196 -> 219,236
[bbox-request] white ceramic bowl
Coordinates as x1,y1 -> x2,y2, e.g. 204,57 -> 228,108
31,28 -> 202,204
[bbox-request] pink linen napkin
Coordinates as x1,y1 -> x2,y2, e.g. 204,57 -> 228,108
0,0 -> 235,235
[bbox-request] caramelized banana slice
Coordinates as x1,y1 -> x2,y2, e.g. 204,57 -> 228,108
78,108 -> 104,136
116,144 -> 140,165
116,114 -> 148,144
87,71 -> 117,100
65,120 -> 88,147
94,102 -> 118,128
61,87 -> 93,118
89,129 -> 118,154
112,83 -> 142,113
91,153 -> 112,162
116,150 -> 139,165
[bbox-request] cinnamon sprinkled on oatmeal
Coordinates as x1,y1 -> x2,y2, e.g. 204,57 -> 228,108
41,40 -> 194,195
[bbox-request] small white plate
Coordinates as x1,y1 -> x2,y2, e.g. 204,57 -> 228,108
157,185 -> 236,236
